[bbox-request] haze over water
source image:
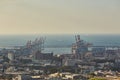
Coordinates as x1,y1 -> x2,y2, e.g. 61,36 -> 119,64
0,0 -> 120,54
0,34 -> 120,54
0,0 -> 120,35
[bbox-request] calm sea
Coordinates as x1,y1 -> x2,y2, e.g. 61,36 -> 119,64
0,34 -> 120,54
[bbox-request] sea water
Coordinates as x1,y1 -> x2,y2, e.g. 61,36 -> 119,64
0,34 -> 120,54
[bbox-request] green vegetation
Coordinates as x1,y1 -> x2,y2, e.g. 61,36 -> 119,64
89,72 -> 96,77
0,75 -> 13,80
89,78 -> 106,80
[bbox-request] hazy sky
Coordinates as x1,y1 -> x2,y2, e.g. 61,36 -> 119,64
0,0 -> 120,35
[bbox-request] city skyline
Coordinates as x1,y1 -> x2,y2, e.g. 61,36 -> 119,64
0,0 -> 120,35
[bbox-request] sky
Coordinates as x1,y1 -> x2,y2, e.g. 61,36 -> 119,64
0,0 -> 120,35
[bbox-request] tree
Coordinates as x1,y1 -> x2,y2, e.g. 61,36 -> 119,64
89,78 -> 106,80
